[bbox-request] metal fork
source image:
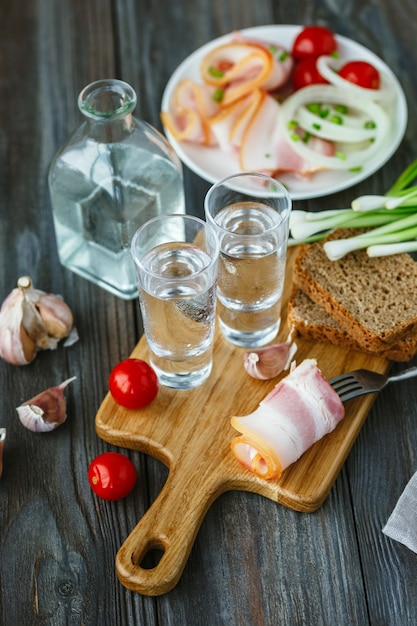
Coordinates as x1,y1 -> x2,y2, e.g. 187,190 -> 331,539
329,365 -> 417,402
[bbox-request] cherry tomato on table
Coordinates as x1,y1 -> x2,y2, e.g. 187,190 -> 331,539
109,358 -> 158,409
293,57 -> 329,90
338,60 -> 380,89
88,452 -> 137,501
292,25 -> 337,60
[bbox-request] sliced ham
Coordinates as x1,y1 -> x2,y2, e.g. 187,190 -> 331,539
160,79 -> 220,146
271,132 -> 336,178
208,89 -> 263,152
229,32 -> 294,92
239,91 -> 281,172
239,93 -> 335,176
230,359 -> 345,480
200,42 -> 273,106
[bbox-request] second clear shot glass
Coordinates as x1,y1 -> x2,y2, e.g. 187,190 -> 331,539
205,173 -> 292,348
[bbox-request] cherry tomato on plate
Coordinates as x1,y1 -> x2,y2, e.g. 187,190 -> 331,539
292,25 -> 337,60
88,452 -> 137,501
338,60 -> 380,89
109,358 -> 158,409
293,57 -> 329,90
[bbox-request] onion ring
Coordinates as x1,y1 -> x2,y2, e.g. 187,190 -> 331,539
280,84 -> 390,170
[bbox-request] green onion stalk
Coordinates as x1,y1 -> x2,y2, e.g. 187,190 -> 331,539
288,158 -> 417,259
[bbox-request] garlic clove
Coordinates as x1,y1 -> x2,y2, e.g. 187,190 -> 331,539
0,428 -> 5,478
16,376 -> 76,432
244,329 -> 298,380
20,326 -> 37,362
19,276 -> 73,348
0,287 -> 37,365
20,278 -> 51,350
35,293 -> 74,340
0,276 -> 76,365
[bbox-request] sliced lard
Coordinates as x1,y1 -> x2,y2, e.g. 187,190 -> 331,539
230,358 -> 345,480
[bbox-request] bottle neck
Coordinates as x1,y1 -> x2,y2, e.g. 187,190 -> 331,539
85,113 -> 134,142
79,79 -> 137,142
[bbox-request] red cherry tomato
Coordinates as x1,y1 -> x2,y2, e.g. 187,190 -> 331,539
293,57 -> 329,90
88,452 -> 137,501
292,25 -> 337,60
338,60 -> 380,89
109,358 -> 158,409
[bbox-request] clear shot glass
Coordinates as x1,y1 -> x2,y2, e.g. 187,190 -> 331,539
131,214 -> 220,389
205,173 -> 291,348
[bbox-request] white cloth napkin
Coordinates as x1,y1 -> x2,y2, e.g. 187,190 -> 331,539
383,470 -> 417,553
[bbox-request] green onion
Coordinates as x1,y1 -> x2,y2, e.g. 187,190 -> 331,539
290,208 -> 410,241
334,104 -> 348,115
306,102 -> 330,118
323,216 -> 417,260
368,241 -> 417,256
386,158 -> 417,194
212,88 -> 224,103
307,103 -> 321,114
288,159 -> 417,259
208,66 -> 224,78
352,189 -> 417,212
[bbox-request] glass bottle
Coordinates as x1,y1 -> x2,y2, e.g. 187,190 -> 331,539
48,79 -> 185,300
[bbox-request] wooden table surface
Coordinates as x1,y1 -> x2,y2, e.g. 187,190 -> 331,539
1,1 -> 417,625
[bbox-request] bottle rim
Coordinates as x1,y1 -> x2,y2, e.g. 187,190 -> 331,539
78,79 -> 137,120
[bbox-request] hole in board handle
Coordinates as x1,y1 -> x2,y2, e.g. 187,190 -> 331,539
136,538 -> 166,570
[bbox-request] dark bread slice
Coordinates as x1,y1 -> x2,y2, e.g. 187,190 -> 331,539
292,229 -> 417,352
287,286 -> 417,362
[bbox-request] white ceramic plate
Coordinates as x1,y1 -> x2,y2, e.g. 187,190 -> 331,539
161,25 -> 408,200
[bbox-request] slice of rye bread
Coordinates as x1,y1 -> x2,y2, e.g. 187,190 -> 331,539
291,229 -> 417,352
287,286 -> 417,362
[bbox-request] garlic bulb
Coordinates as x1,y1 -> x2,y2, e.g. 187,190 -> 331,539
0,276 -> 75,365
0,429 -> 5,478
244,330 -> 297,380
16,376 -> 76,432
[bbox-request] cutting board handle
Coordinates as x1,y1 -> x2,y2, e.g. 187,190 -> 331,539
115,467 -> 222,596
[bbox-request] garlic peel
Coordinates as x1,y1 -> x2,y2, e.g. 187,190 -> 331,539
244,329 -> 298,380
63,326 -> 79,347
16,376 -> 76,432
0,277 -> 76,365
0,428 -> 5,478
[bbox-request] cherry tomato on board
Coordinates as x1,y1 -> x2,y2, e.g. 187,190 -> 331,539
338,60 -> 380,89
292,25 -> 337,60
88,452 -> 137,501
292,57 -> 329,90
109,358 -> 158,409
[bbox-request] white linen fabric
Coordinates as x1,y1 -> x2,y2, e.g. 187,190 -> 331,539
383,470 -> 417,553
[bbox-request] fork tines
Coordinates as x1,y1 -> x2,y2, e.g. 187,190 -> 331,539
329,373 -> 368,402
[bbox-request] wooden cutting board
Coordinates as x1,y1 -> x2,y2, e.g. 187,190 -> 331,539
95,246 -> 390,596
